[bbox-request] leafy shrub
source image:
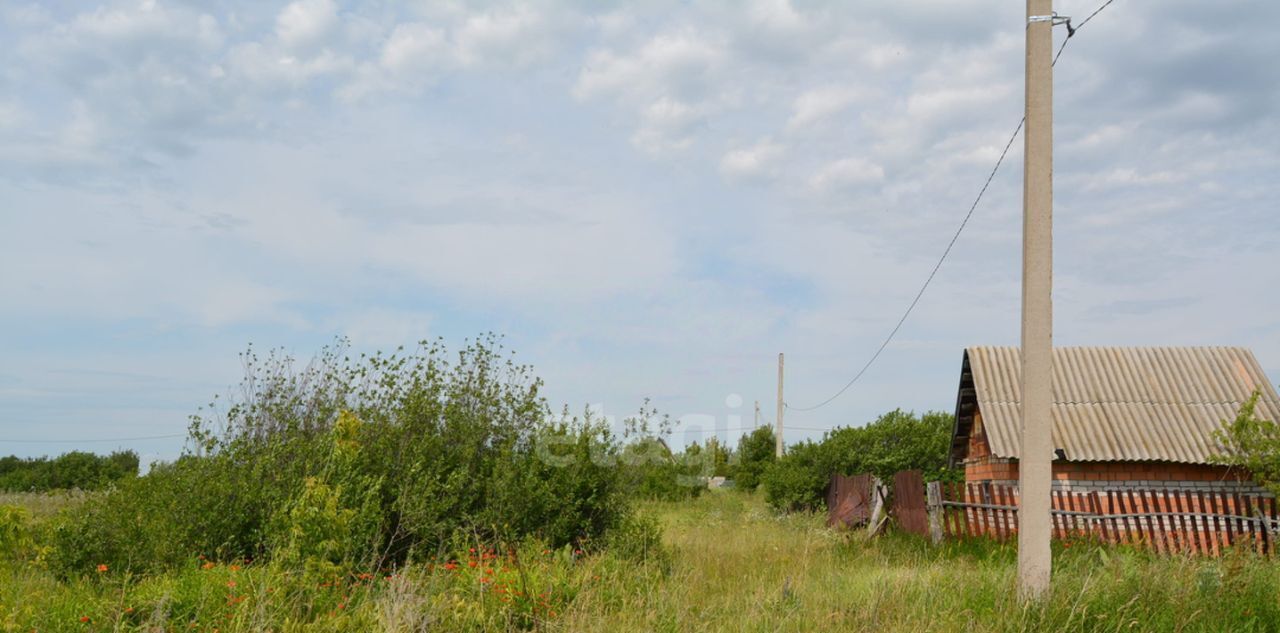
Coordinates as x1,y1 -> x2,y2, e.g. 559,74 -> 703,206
0,505 -> 34,562
733,426 -> 776,492
685,437 -> 733,477
761,409 -> 958,512
0,451 -> 138,492
1213,389 -> 1280,495
603,512 -> 669,567
760,441 -> 828,512
614,403 -> 705,502
49,453 -> 264,575
818,409 -> 958,483
51,336 -> 631,577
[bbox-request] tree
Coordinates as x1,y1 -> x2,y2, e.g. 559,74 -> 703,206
760,440 -> 826,512
702,436 -> 733,478
759,409 -> 959,512
1213,389 -> 1280,496
818,409 -> 958,483
734,426 -> 776,491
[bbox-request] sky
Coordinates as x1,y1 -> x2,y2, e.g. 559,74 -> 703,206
2,0 -> 1279,464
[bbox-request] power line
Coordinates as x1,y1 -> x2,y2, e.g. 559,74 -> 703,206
0,433 -> 186,444
786,0 -> 1116,413
673,425 -> 829,435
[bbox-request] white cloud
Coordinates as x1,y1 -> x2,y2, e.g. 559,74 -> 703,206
575,29 -> 727,152
333,308 -> 433,349
454,7 -> 552,68
719,139 -> 783,180
575,29 -> 725,102
788,86 -> 861,130
0,101 -> 23,129
905,84 -> 1011,123
227,42 -> 354,86
3,0 -> 1280,458
808,157 -> 885,191
631,97 -> 707,153
275,0 -> 339,50
379,22 -> 450,73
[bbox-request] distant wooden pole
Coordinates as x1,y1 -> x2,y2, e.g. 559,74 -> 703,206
775,353 -> 785,457
1019,0 -> 1055,601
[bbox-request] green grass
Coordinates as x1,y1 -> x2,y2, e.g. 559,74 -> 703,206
3,491 -> 1279,632
0,491 -> 89,521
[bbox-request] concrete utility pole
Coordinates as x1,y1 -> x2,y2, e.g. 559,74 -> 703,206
754,400 -> 761,427
1019,0 -> 1055,600
775,353 -> 785,458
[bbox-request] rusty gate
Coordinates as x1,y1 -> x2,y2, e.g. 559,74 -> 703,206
892,469 -> 929,537
826,473 -> 876,529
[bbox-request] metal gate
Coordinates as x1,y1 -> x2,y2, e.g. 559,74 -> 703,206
893,469 -> 929,536
827,473 -> 876,529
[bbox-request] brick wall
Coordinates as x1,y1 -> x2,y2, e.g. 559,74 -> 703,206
962,433 -> 1266,495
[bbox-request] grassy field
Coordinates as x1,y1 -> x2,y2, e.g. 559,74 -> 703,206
2,490 -> 1279,632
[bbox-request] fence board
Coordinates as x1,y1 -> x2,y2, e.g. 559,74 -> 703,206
943,483 -> 955,537
1218,492 -> 1234,547
1050,490 -> 1062,539
966,484 -> 983,537
1089,491 -> 1109,544
1067,491 -> 1081,535
1153,490 -> 1172,554
959,483 -> 973,537
892,470 -> 929,537
1213,493 -> 1223,552
931,481 -> 1274,558
1178,492 -> 1191,551
1269,496 -> 1278,557
1105,492 -> 1121,544
993,484 -> 1009,541
1198,491 -> 1214,555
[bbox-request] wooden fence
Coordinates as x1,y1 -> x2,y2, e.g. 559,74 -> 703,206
931,481 -> 1280,556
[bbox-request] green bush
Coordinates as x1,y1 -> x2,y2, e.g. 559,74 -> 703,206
818,409 -> 958,483
760,441 -> 827,512
686,437 -> 733,477
733,426 -> 776,491
613,403 -> 705,502
49,453 -> 265,575
604,512 -> 669,567
761,409 -> 958,512
0,505 -> 34,562
51,336 -> 631,578
1213,389 -> 1280,496
0,450 -> 138,492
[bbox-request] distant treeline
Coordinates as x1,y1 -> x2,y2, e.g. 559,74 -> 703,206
0,451 -> 139,492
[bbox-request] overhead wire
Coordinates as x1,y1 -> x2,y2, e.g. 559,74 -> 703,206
0,433 -> 187,444
3,0 -> 1121,447
786,0 -> 1117,414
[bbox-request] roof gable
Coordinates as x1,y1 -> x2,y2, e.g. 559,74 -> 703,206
950,346 -> 1280,464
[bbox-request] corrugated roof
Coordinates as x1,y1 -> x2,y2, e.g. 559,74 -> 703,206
953,346 -> 1280,463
